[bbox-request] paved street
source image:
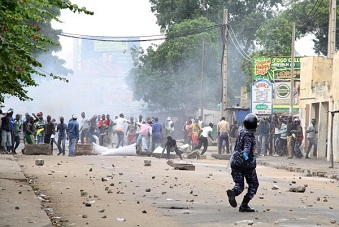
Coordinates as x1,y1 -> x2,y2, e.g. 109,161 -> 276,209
0,147 -> 338,227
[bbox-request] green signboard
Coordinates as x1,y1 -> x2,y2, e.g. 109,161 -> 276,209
253,57 -> 301,81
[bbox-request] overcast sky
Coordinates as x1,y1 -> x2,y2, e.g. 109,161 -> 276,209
53,0 -> 315,66
54,0 -> 163,67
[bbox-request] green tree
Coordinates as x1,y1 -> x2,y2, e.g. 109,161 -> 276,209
127,17 -> 219,111
0,0 -> 93,102
132,0 -> 284,110
255,0 -> 339,57
241,0 -> 339,87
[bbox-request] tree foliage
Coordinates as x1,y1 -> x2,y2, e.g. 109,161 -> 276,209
0,0 -> 93,102
241,0 -> 339,86
127,17 -> 219,112
131,0 -> 338,111
128,0 -> 283,111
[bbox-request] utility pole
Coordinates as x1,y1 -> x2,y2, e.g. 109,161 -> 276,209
201,41 -> 206,119
327,0 -> 337,58
221,9 -> 228,118
290,22 -> 296,117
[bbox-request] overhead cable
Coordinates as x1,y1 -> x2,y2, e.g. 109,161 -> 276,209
299,0 -> 325,28
59,24 -> 223,42
229,25 -> 252,61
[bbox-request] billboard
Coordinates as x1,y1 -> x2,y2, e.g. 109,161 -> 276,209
253,57 -> 301,81
251,79 -> 273,115
72,38 -> 142,114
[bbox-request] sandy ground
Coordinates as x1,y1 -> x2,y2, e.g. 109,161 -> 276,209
16,151 -> 339,227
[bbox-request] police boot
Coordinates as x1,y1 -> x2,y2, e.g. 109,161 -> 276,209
226,190 -> 237,208
239,196 -> 255,212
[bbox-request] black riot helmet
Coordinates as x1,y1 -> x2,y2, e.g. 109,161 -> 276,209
243,113 -> 258,132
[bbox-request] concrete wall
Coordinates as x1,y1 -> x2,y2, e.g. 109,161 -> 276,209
329,53 -> 339,162
299,54 -> 339,162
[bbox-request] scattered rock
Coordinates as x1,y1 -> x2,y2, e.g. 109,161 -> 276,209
119,173 -> 123,175
142,210 -> 147,213
144,160 -> 151,166
289,186 -> 306,193
330,219 -> 336,224
99,209 -> 105,213
80,190 -> 88,197
89,168 -> 92,172
304,170 -> 312,177
317,172 -> 326,177
35,159 -> 44,166
15,206 -> 20,210
145,188 -> 151,192
272,185 -> 279,190
82,215 -> 88,218
84,201 -> 95,207
101,177 -> 108,182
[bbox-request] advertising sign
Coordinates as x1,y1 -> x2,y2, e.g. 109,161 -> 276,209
274,81 -> 291,105
253,57 -> 301,81
251,79 -> 273,115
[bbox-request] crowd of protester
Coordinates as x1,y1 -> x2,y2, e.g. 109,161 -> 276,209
0,109 -> 205,157
1,106 -> 317,159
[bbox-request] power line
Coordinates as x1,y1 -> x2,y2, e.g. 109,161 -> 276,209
61,32 -> 165,39
229,25 -> 252,61
59,24 -> 223,42
228,30 -> 252,62
60,33 -> 165,42
299,0 -> 325,28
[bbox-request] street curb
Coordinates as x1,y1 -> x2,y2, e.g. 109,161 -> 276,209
258,160 -> 339,180
0,155 -> 52,227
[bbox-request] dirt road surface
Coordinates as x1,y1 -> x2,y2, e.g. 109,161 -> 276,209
16,155 -> 339,227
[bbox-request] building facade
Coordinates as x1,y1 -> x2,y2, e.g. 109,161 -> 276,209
299,53 -> 339,162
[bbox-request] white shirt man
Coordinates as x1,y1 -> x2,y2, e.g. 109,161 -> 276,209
166,117 -> 174,136
114,113 -> 130,148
